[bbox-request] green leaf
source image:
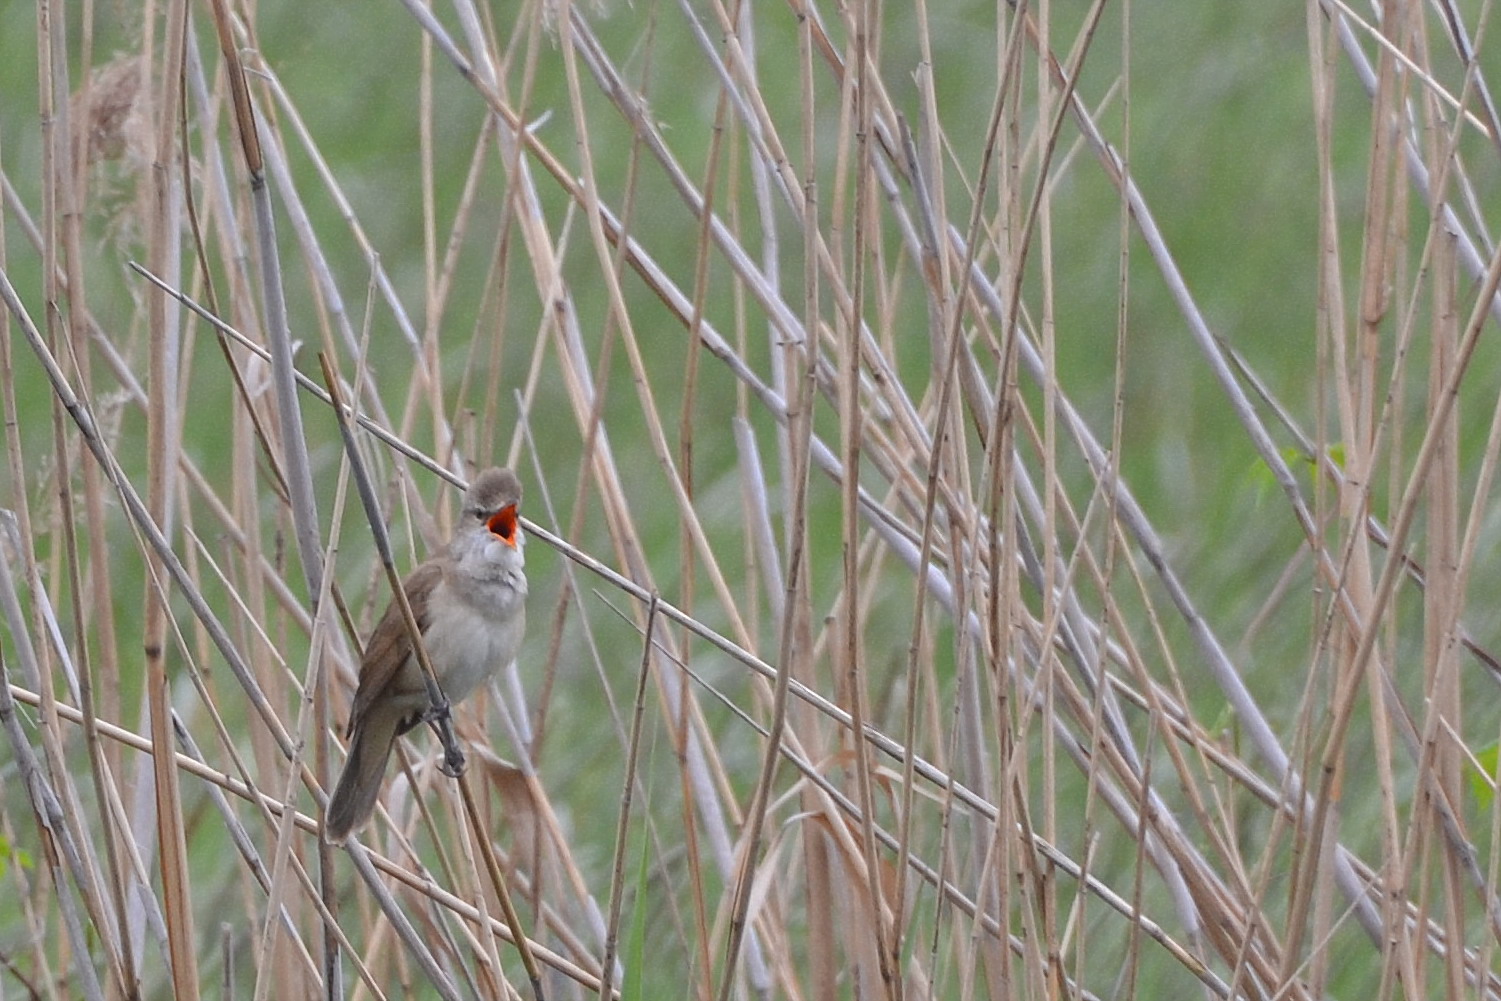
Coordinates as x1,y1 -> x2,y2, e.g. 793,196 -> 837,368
0,833 -> 34,879
1470,742 -> 1500,812
622,822 -> 651,1000
1245,444 -> 1344,508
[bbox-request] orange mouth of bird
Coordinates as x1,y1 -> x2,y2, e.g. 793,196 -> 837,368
487,505 -> 519,547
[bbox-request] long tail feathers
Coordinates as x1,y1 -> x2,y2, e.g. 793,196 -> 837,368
324,710 -> 401,844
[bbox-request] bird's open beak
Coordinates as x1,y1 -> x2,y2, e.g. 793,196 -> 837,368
487,504 -> 519,547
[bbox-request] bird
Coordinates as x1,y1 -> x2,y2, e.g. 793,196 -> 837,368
324,467 -> 527,844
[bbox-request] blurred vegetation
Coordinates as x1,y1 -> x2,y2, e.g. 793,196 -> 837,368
4,0 -> 1501,998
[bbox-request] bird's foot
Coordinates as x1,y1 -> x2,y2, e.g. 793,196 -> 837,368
421,700 -> 466,777
418,698 -> 453,728
439,745 -> 467,777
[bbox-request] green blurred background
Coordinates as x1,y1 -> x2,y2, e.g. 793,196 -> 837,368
5,0 -> 1501,994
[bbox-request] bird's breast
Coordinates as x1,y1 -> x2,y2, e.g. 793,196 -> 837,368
422,576 -> 526,704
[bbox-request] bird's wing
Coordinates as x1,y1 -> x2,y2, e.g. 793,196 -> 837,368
346,561 -> 443,736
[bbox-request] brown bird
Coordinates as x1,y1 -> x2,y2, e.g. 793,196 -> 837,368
324,468 -> 528,844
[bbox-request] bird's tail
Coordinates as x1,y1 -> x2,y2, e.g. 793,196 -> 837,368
324,710 -> 401,844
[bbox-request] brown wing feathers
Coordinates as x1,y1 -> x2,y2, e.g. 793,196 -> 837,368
345,562 -> 443,737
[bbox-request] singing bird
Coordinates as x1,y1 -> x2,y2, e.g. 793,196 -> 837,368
324,468 -> 527,844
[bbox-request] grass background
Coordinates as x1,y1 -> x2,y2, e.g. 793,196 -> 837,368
4,0 -> 1501,998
